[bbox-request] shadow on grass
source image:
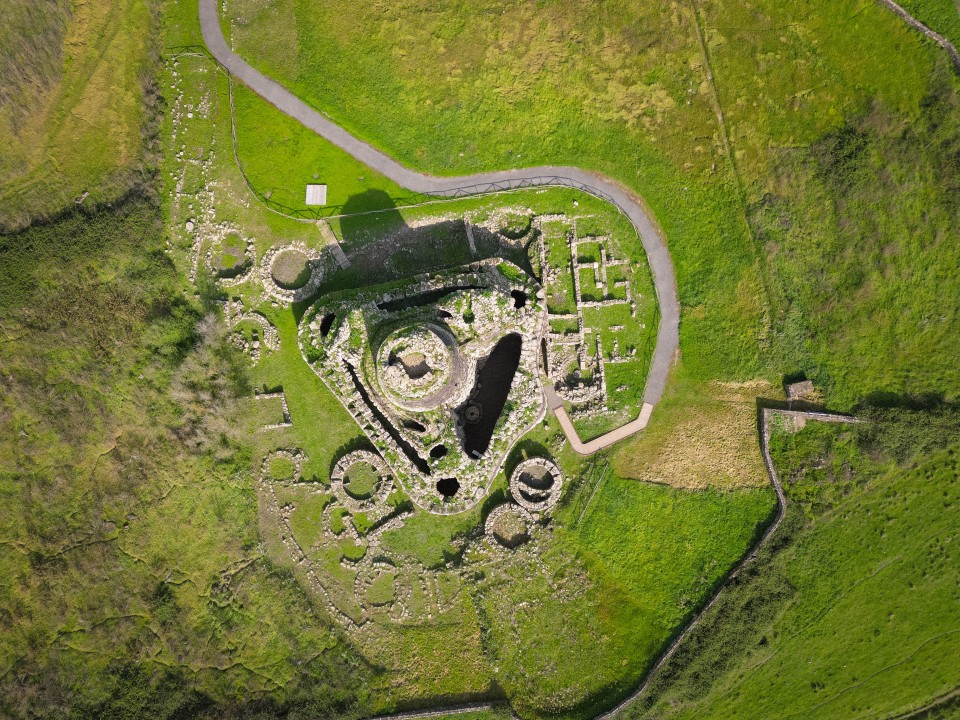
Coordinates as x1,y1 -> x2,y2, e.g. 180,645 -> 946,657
338,188 -> 408,252
328,435 -> 377,478
858,389 -> 951,411
503,438 -> 552,480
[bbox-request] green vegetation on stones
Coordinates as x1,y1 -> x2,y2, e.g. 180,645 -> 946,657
268,454 -> 297,481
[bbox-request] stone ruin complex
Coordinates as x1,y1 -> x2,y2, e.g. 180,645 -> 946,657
300,259 -> 548,514
509,457 -> 563,514
537,215 -> 645,423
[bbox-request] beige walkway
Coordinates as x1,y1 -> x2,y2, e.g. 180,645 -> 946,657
544,384 -> 655,454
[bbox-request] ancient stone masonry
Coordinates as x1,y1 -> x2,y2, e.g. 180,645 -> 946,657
538,215 -> 640,423
227,309 -> 279,364
484,502 -> 535,552
330,450 -> 394,512
259,439 -> 570,632
255,390 -> 292,429
300,259 -> 547,515
173,32 -> 642,647
260,448 -> 304,482
259,441 -> 475,628
376,325 -> 462,410
258,470 -> 362,628
509,457 -> 563,513
205,233 -> 255,286
166,55 -> 272,294
259,241 -> 331,303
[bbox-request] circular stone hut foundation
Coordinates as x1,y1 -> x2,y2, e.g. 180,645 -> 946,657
485,502 -> 535,550
509,457 -> 563,513
331,450 -> 393,512
375,324 -> 464,411
260,242 -> 326,303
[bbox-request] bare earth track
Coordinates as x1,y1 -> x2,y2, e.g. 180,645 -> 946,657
197,0 -> 679,452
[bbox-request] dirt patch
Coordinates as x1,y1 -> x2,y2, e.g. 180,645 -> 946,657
613,380 -> 774,490
271,249 -> 311,289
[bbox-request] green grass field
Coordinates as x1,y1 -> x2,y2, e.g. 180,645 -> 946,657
0,202 -> 371,718
897,0 -> 960,47
627,408 -> 960,719
0,0 -> 157,230
2,0 -> 960,716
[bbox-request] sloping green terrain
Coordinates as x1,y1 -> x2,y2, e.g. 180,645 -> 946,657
0,0 -> 158,230
627,410 -> 960,719
0,0 -> 958,717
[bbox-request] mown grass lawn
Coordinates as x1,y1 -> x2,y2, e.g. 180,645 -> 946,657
477,469 -> 775,719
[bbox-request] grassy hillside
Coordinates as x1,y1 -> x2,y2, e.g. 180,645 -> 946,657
219,3 -> 960,715
227,0 -> 960,409
897,0 -> 960,47
2,0 -> 958,716
624,408 -> 960,719
0,0 -> 158,230
754,76 -> 960,407
0,202 -> 373,718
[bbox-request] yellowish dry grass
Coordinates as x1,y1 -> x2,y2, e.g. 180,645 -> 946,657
0,0 -> 151,228
613,375 -> 775,490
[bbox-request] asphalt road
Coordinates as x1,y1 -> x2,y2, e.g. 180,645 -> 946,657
198,0 -> 679,414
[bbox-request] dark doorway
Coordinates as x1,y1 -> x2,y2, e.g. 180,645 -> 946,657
436,478 -> 460,497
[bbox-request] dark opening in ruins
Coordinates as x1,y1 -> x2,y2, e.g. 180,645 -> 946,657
456,333 -> 522,458
436,309 -> 453,319
344,362 -> 431,474
319,313 -> 336,337
436,478 -> 460,497
518,468 -> 555,503
519,468 -> 554,490
377,286 -> 484,313
511,289 -> 527,308
429,444 -> 448,459
402,419 -> 427,432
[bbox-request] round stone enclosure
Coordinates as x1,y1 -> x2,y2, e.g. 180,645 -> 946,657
331,450 -> 393,512
260,243 -> 325,302
376,324 -> 462,410
260,449 -> 303,483
485,502 -> 534,550
271,248 -> 312,289
208,234 -> 252,279
509,457 -> 563,512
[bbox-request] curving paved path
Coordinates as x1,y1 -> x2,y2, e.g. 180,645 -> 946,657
198,0 -> 679,444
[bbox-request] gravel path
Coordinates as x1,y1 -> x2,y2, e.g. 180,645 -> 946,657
198,0 -> 679,420
879,0 -> 960,73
